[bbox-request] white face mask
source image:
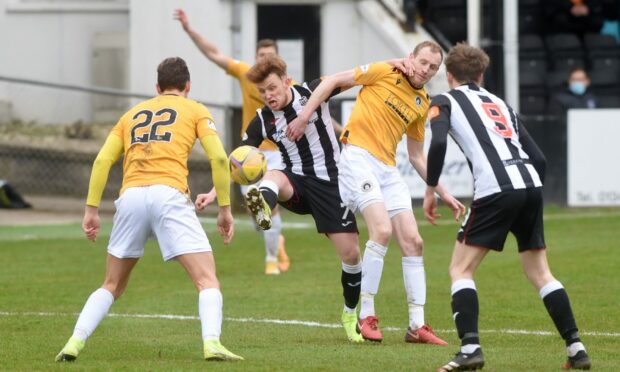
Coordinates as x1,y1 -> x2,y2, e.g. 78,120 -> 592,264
569,81 -> 587,95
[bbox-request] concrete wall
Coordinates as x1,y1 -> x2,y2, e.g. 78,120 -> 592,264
2,0 -> 444,131
0,0 -> 128,124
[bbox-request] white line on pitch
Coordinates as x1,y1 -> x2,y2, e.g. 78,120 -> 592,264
1,311 -> 618,338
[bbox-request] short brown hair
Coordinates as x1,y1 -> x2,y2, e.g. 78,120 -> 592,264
246,55 -> 287,84
256,38 -> 278,53
413,40 -> 444,61
157,57 -> 190,91
444,43 -> 490,83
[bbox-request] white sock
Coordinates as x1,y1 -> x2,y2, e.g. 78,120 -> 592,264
539,280 -> 564,299
359,240 -> 387,319
461,344 -> 481,354
263,213 -> 281,262
72,288 -> 115,341
403,256 -> 426,329
199,288 -> 222,341
567,342 -> 586,357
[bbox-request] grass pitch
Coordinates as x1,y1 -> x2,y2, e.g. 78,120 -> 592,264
0,206 -> 619,371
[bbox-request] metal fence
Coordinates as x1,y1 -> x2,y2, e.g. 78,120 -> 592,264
0,76 -> 238,203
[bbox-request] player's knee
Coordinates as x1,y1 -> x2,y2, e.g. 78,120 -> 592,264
371,223 -> 392,243
449,261 -> 472,281
400,234 -> 423,256
102,282 -> 126,300
524,268 -> 555,289
193,274 -> 220,292
341,248 -> 361,265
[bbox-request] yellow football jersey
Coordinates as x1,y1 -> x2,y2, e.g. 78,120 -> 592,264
111,94 -> 218,195
227,59 -> 278,151
341,62 -> 430,166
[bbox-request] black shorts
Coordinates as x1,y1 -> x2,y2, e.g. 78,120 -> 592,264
457,187 -> 545,252
279,171 -> 358,234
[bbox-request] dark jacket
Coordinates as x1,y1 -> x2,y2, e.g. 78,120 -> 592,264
547,88 -> 598,116
543,0 -> 605,36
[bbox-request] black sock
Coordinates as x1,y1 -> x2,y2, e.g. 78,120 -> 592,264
341,270 -> 361,309
452,288 -> 480,346
259,187 -> 278,209
542,288 -> 580,346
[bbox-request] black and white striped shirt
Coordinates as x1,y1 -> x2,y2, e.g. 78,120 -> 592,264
242,80 -> 340,183
427,83 -> 545,200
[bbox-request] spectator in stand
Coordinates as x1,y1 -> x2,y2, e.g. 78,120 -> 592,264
543,0 -> 605,38
547,67 -> 598,116
601,0 -> 620,42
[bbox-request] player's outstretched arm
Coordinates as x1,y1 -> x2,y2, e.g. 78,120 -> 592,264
287,69 -> 358,141
385,53 -> 415,77
173,8 -> 231,70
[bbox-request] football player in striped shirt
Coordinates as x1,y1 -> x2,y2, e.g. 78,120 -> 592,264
424,43 -> 590,371
287,41 -> 465,345
229,55 -> 364,343
55,57 -> 242,362
174,8 -> 290,275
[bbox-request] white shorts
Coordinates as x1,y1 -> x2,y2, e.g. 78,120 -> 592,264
240,149 -> 284,195
108,185 -> 211,261
338,145 -> 412,214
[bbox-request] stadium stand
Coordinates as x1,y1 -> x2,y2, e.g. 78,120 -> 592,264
417,0 -> 620,112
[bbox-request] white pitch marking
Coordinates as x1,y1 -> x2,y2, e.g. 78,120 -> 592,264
0,311 -> 618,337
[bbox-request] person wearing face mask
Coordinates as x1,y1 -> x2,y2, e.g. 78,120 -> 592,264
547,67 -> 598,116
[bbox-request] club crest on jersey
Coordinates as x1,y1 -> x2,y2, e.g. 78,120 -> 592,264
361,181 -> 373,192
273,128 -> 287,142
207,119 -> 217,130
360,64 -> 370,74
416,96 -> 422,106
396,78 -> 402,85
299,96 -> 308,106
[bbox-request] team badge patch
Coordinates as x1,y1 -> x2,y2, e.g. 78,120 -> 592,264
416,96 -> 422,106
361,181 -> 373,192
207,119 -> 217,130
360,64 -> 369,74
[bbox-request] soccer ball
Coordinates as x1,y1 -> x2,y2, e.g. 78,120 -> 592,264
229,145 -> 267,185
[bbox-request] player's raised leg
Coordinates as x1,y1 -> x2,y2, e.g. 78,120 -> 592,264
56,255 -> 138,362
176,252 -> 243,361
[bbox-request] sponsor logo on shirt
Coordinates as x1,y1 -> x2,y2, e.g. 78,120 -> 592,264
384,93 -> 414,125
273,128 -> 287,142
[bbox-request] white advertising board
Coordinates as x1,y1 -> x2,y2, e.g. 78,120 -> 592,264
340,101 -> 473,199
568,109 -> 620,206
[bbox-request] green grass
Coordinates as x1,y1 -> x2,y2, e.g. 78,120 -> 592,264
0,207 -> 619,371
